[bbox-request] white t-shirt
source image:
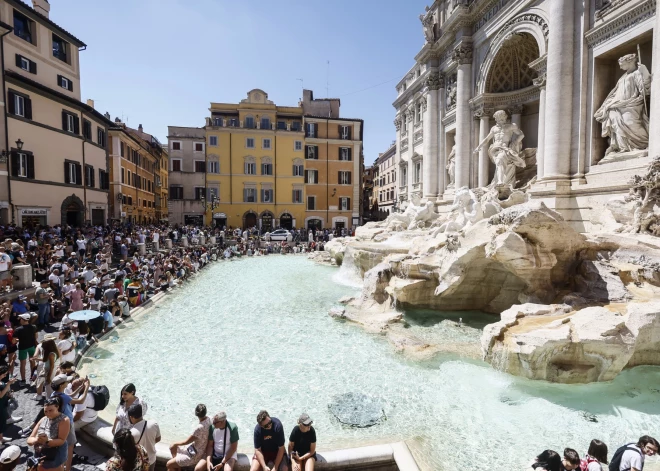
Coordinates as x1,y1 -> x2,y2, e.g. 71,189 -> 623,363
588,460 -> 602,471
76,239 -> 87,251
619,446 -> 644,471
58,338 -> 76,363
74,393 -> 97,425
152,232 -> 159,242
48,273 -> 61,286
86,287 -> 100,305
212,426 -> 237,460
0,253 -> 10,271
131,420 -> 161,465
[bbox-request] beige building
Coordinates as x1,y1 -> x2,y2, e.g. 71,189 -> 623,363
167,126 -> 206,226
375,142 -> 397,214
0,0 -> 112,226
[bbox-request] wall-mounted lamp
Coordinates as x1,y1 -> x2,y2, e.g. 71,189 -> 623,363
331,188 -> 337,197
0,139 -> 23,163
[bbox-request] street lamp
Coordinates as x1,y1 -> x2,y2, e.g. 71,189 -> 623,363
0,139 -> 23,164
200,193 -> 220,212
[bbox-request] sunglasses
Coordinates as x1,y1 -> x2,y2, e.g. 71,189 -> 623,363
260,419 -> 272,429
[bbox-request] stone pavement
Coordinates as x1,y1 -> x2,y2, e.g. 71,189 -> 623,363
4,322 -> 109,471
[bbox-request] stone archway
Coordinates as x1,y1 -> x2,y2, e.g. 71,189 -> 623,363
485,32 -> 540,94
61,194 -> 84,227
259,210 -> 274,232
242,210 -> 257,230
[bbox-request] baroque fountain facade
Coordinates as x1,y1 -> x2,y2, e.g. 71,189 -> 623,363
335,0 -> 660,384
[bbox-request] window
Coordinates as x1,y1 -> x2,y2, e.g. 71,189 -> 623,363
339,148 -> 352,161
194,142 -> 204,152
261,189 -> 273,202
11,152 -> 34,179
229,118 -> 238,127
127,170 -> 131,186
209,136 -> 218,146
143,200 -> 147,207
262,139 -> 271,150
62,111 -> 78,134
169,186 -> 183,200
305,145 -> 317,160
294,141 -> 302,151
339,197 -> 351,211
15,54 -> 36,74
194,187 -> 205,200
99,170 -> 109,190
261,163 -> 273,175
120,142 -> 125,157
13,94 -> 25,117
208,161 -> 219,173
194,161 -> 206,173
291,121 -> 302,132
246,138 -> 255,149
339,171 -> 352,185
85,165 -> 95,188
415,103 -> 422,123
293,164 -> 304,176
213,117 -> 223,126
307,196 -> 316,210
65,161 -> 81,185
97,127 -> 106,148
13,11 -> 34,44
260,117 -> 271,130
171,159 -> 182,171
208,187 -> 219,199
245,162 -> 256,175
245,116 -> 255,129
402,114 -> 407,128
305,170 -> 318,184
293,189 -> 303,203
306,122 -> 316,138
243,188 -> 256,202
82,119 -> 92,140
52,34 -> 68,63
339,125 -> 352,140
58,75 -> 73,92
171,141 -> 181,151
277,121 -> 286,130
401,167 -> 407,185
121,168 -> 125,184
414,162 -> 422,183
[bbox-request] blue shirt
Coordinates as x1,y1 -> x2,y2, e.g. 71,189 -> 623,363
11,301 -> 27,314
52,392 -> 74,422
102,310 -> 114,328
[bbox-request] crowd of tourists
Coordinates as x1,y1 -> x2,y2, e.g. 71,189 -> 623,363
529,438 -> 658,471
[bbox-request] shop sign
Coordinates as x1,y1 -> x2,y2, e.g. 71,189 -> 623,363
213,212 -> 227,218
20,209 -> 47,216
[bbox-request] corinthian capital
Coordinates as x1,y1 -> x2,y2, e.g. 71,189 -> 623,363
424,71 -> 442,91
452,43 -> 473,65
533,73 -> 547,88
394,117 -> 401,131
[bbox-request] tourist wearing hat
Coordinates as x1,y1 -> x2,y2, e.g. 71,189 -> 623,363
51,373 -> 90,471
0,445 -> 21,471
14,313 -> 37,384
288,414 -> 316,471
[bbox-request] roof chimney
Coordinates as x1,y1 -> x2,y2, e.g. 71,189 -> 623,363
138,124 -> 143,133
32,0 -> 50,18
86,99 -> 94,109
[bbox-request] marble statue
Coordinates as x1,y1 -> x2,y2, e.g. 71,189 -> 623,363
407,200 -> 438,230
431,187 -> 485,235
474,110 -> 526,187
446,144 -> 456,187
594,53 -> 651,158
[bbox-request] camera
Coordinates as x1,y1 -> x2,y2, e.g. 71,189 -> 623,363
27,456 -> 41,469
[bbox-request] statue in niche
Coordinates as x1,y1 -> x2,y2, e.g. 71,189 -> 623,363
473,110 -> 526,187
594,53 -> 651,160
446,144 -> 456,188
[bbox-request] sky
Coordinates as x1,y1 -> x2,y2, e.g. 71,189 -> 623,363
48,0 -> 430,165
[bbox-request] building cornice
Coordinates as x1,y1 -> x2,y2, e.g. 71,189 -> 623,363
585,0 -> 656,48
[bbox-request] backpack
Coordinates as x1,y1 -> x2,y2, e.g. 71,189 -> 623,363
94,286 -> 103,301
87,385 -> 110,411
581,455 -> 600,471
609,444 -> 642,471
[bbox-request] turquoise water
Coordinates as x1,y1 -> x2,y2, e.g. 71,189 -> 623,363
81,256 -> 660,471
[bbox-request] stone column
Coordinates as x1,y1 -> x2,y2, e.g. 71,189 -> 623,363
423,70 -> 442,200
475,107 -> 491,187
453,42 -> 473,189
209,236 -> 216,244
437,75 -> 446,195
165,239 -> 172,249
153,240 -> 159,252
405,107 -> 415,197
648,6 -> 660,158
182,236 -> 189,247
543,0 -> 574,179
510,104 -> 523,127
137,243 -> 146,255
534,74 -> 547,179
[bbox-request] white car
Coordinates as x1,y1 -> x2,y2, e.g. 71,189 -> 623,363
265,229 -> 293,242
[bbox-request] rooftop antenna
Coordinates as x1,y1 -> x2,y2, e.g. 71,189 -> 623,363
297,78 -> 304,93
326,60 -> 330,97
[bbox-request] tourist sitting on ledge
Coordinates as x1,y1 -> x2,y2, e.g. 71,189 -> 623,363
610,436 -> 658,471
560,448 -> 580,471
105,428 -> 149,471
166,404 -> 211,470
528,449 -> 561,471
581,439 -> 608,471
288,413 -> 316,471
252,410 -> 287,471
113,383 -> 148,434
129,404 -> 161,471
199,411 -> 239,471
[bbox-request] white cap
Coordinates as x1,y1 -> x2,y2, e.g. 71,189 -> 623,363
0,445 -> 20,463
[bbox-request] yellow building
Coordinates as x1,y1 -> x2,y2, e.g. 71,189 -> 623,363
204,89 -> 306,230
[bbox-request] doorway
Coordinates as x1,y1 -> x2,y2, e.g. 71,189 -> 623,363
280,213 -> 293,230
244,212 -> 257,229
